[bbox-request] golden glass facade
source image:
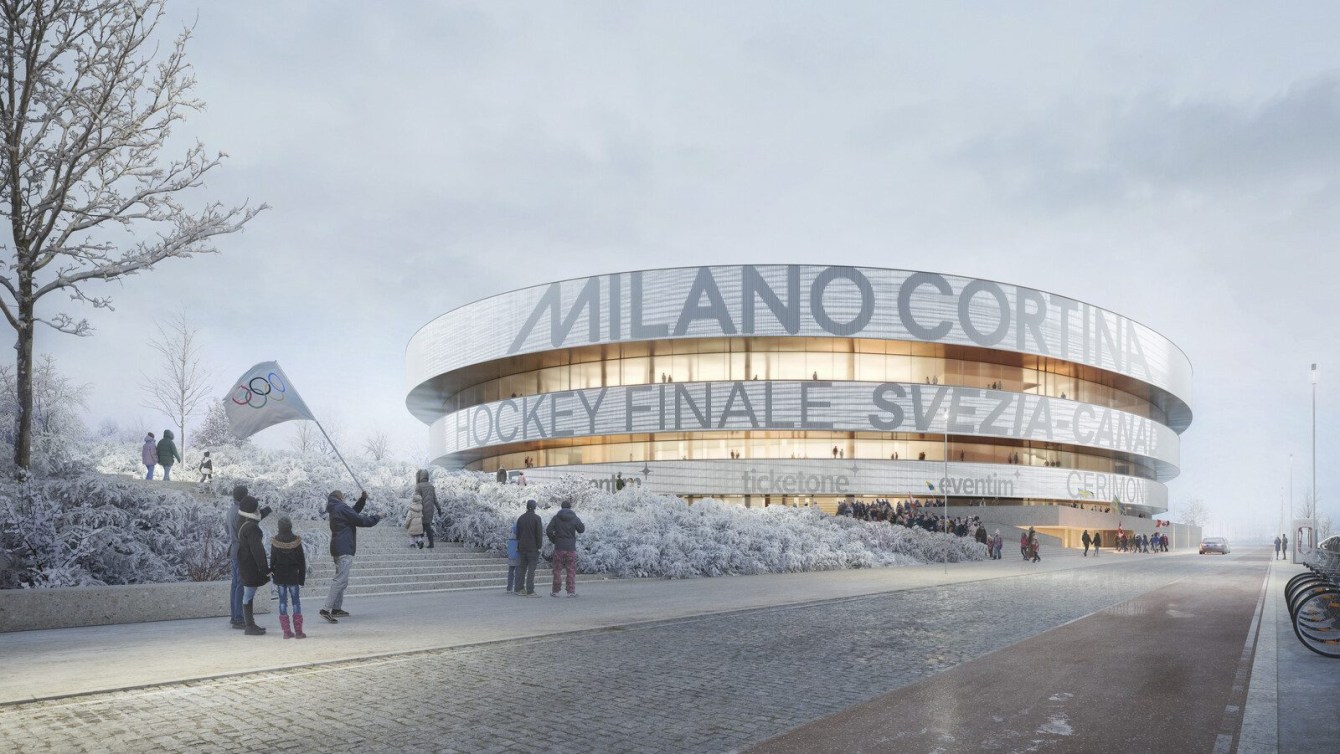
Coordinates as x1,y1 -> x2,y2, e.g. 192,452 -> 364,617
463,430 -> 1156,480
441,337 -> 1167,423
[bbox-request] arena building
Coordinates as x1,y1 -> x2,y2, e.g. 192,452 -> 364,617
406,265 -> 1193,546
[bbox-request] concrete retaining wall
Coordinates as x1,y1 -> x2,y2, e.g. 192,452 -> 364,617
0,580 -> 270,633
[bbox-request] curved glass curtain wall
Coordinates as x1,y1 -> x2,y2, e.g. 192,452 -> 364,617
462,431 -> 1158,481
440,337 -> 1169,424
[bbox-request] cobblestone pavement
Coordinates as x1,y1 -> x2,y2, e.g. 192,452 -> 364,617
1,558 -> 1203,753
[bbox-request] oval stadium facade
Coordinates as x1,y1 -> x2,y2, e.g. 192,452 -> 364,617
406,265 -> 1192,543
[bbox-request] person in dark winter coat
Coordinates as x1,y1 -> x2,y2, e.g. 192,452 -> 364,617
141,433 -> 157,480
155,429 -> 181,481
226,484 -> 248,630
546,501 -> 586,597
1092,531 -> 1102,557
415,469 -> 439,548
320,490 -> 380,623
1081,530 -> 1092,557
236,495 -> 270,636
269,516 -> 307,639
514,499 -> 544,596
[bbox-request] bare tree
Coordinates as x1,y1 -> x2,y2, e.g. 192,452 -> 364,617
289,422 -> 319,456
1175,498 -> 1210,528
141,311 -> 209,456
362,430 -> 391,462
316,413 -> 345,458
1298,490 -> 1319,520
0,1 -> 265,471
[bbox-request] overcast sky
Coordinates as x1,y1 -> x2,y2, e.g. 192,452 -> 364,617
33,1 -> 1340,538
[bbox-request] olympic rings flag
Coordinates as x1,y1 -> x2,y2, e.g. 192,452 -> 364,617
223,361 -> 316,439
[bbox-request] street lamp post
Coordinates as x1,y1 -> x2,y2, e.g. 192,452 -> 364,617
1312,364 -> 1318,525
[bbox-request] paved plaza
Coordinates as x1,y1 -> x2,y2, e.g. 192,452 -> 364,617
0,550 -> 1333,753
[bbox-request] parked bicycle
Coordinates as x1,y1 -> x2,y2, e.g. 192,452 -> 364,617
1286,537 -> 1340,658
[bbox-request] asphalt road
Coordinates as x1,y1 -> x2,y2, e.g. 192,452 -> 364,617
750,550 -> 1270,754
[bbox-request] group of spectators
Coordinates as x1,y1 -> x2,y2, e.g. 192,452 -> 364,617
1114,530 -> 1168,553
835,498 -> 991,544
507,498 -> 586,597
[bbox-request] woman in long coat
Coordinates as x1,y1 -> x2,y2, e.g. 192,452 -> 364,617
415,469 -> 439,548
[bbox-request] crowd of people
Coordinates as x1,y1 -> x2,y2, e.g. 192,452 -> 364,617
835,498 -> 986,539
1112,529 -> 1169,553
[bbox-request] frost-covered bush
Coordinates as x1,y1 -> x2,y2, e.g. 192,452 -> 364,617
2,437 -> 985,588
0,474 -> 228,588
428,472 -> 986,578
88,439 -> 418,523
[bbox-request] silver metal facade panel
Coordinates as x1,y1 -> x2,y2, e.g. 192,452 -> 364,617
496,459 -> 1169,510
406,265 -> 1194,410
434,380 -> 1180,475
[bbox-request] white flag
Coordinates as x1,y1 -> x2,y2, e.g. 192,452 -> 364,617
224,361 -> 315,439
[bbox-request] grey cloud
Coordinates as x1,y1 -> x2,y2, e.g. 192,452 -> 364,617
958,75 -> 1340,207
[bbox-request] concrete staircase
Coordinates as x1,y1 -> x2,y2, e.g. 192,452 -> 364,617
295,524 -> 509,601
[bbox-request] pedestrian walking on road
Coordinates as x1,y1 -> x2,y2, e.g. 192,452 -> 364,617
226,484 -> 248,630
548,501 -> 586,597
1093,531 -> 1101,556
415,469 -> 438,548
506,522 -> 520,593
1027,527 -> 1041,563
1282,533 -> 1289,560
1274,535 -> 1282,560
1081,530 -> 1092,557
320,490 -> 381,623
141,433 -> 157,480
269,516 -> 307,639
991,529 -> 1003,560
515,499 -> 544,596
237,496 -> 271,636
155,429 -> 181,481
1020,531 -> 1029,560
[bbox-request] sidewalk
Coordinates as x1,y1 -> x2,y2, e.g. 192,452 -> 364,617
0,547 -> 1140,704
1239,559 -> 1340,753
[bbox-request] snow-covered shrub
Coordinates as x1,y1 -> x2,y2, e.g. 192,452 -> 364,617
2,437 -> 985,588
428,472 -> 986,578
0,474 -> 228,588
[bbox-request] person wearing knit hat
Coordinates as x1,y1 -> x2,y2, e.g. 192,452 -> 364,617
226,484 -> 249,630
269,516 -> 307,639
513,499 -> 543,596
236,495 -> 271,635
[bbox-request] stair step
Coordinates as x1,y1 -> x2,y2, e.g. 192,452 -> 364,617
307,563 -> 502,574
306,577 -> 510,597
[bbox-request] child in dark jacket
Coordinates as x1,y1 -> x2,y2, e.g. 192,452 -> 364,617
269,516 -> 308,639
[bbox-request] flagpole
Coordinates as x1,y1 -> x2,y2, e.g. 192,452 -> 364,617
312,419 -> 366,495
